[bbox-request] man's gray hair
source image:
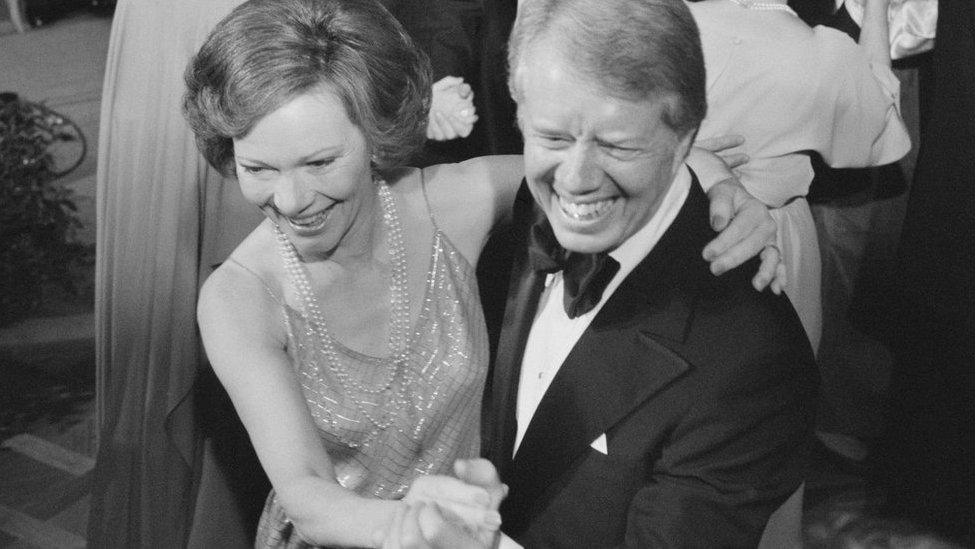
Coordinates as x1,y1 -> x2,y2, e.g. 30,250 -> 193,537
508,0 -> 706,135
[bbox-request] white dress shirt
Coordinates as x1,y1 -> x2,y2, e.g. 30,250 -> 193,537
513,167 -> 692,454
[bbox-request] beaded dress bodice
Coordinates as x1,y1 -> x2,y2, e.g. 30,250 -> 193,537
279,226 -> 488,500
254,184 -> 489,548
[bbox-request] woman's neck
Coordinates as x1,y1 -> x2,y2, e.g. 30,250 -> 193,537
311,181 -> 388,272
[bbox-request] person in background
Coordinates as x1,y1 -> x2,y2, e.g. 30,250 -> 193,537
686,0 -> 911,470
795,0 -> 930,468
687,0 -> 910,356
872,1 -> 973,543
91,2 -> 263,547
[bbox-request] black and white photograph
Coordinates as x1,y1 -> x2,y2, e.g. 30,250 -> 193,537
0,0 -> 970,547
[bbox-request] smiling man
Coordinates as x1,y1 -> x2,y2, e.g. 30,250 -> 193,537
475,0 -> 820,546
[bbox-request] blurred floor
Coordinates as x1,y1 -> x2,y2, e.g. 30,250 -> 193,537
0,312 -> 95,548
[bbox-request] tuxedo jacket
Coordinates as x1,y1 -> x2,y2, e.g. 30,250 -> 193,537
482,178 -> 818,548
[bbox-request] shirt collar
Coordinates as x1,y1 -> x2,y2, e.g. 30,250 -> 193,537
608,165 -> 692,275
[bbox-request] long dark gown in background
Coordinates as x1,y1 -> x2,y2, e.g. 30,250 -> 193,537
870,1 -> 974,543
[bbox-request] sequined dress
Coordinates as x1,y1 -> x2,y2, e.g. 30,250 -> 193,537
253,206 -> 489,548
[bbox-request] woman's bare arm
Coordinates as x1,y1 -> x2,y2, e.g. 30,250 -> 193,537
198,260 -> 400,546
859,0 -> 893,68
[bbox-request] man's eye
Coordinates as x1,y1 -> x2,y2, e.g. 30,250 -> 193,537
307,159 -> 334,169
240,165 -> 267,174
602,145 -> 641,160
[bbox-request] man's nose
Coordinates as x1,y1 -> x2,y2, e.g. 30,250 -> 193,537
555,143 -> 601,195
272,173 -> 313,216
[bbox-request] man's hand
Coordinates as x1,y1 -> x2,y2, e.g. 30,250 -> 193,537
703,180 -> 786,294
694,134 -> 749,170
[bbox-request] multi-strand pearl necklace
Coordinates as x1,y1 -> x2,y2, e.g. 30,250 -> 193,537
275,181 -> 413,438
727,0 -> 797,14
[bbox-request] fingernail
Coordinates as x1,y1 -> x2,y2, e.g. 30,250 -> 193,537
459,109 -> 471,117
710,216 -> 722,230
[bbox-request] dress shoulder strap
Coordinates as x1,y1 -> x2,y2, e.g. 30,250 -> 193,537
224,256 -> 286,308
417,168 -> 442,232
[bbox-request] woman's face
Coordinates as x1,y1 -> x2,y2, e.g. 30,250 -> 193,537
233,89 -> 375,260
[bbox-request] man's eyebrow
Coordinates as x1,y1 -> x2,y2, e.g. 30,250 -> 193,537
595,135 -> 645,148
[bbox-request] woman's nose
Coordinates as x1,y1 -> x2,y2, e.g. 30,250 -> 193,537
272,174 -> 312,216
555,143 -> 601,195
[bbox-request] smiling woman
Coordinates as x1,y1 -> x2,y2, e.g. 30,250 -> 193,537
232,92 -> 375,260
183,0 -> 517,545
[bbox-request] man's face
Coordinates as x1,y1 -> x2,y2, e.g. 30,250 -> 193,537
516,44 -> 692,254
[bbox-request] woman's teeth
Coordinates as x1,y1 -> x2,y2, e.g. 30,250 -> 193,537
286,210 -> 328,232
558,197 -> 614,221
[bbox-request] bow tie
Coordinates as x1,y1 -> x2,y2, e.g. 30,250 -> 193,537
527,217 -> 620,319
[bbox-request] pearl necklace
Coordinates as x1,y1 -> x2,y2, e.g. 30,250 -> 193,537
727,0 -> 797,14
275,181 -> 413,436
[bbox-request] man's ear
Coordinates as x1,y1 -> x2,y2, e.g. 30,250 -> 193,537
671,129 -> 696,173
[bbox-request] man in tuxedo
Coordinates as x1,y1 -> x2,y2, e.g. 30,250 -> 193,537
472,0 -> 819,547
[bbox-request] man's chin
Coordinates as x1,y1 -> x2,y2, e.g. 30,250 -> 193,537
551,226 -> 621,254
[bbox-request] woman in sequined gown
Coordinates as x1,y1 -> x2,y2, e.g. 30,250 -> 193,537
184,0 -> 786,546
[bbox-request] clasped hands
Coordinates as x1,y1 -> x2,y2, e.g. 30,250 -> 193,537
427,76 -> 478,141
373,459 -> 507,549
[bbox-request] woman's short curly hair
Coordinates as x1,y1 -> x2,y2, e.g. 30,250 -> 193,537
183,0 -> 432,176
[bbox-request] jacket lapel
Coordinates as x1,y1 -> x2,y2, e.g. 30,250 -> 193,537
484,182 -> 547,471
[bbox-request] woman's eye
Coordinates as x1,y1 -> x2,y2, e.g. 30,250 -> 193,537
536,135 -> 570,149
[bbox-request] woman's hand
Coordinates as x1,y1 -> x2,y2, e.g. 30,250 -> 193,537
703,180 -> 786,294
402,471 -> 501,536
376,459 -> 506,548
427,76 -> 479,141
376,501 -> 496,549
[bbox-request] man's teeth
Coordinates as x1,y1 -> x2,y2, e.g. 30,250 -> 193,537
558,197 -> 613,220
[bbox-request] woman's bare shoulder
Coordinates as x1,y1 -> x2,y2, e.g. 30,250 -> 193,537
418,156 -> 523,260
423,156 -> 523,217
199,220 -> 285,336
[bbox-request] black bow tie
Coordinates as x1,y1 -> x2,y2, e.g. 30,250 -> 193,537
527,217 -> 620,319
